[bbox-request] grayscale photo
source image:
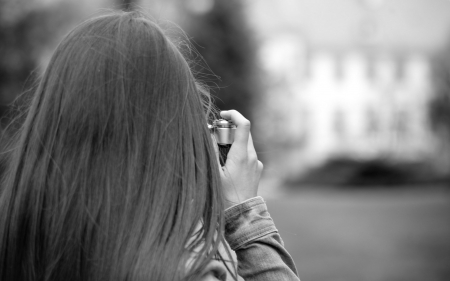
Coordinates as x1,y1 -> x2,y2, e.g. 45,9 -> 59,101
0,1 -> 449,281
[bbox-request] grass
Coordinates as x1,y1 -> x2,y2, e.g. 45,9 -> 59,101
265,186 -> 450,281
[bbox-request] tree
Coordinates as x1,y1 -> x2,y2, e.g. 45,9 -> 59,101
0,0 -> 76,128
116,0 -> 136,11
429,46 -> 450,179
182,0 -> 258,120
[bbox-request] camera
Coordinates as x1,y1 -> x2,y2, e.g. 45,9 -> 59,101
208,119 -> 236,166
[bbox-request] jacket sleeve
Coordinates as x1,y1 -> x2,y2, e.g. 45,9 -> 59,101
224,196 -> 300,281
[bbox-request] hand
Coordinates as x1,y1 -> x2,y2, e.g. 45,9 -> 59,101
215,110 -> 263,210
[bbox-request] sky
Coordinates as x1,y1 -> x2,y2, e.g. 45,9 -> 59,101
246,0 -> 450,53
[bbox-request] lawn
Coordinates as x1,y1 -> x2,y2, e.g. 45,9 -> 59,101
265,186 -> 450,281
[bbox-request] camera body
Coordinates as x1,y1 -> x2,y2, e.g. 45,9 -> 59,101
208,119 -> 236,166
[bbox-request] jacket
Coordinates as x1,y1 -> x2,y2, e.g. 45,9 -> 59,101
223,196 -> 300,281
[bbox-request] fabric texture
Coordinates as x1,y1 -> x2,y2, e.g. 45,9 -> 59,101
224,196 -> 300,281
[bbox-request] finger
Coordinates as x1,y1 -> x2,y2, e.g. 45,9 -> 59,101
247,133 -> 256,154
257,160 -> 264,172
247,133 -> 258,163
220,110 -> 250,148
257,160 -> 264,175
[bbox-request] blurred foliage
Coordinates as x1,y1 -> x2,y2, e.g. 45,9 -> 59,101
0,0 -> 76,127
285,157 -> 440,188
429,39 -> 450,183
429,49 -> 450,135
182,0 -> 258,120
116,0 -> 135,11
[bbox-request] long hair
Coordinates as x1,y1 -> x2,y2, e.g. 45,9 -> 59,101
0,10 -> 226,281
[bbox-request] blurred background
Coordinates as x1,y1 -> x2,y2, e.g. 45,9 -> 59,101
1,0 -> 450,280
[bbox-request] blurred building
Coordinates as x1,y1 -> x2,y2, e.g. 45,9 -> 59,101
259,39 -> 436,175
248,0 -> 450,180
